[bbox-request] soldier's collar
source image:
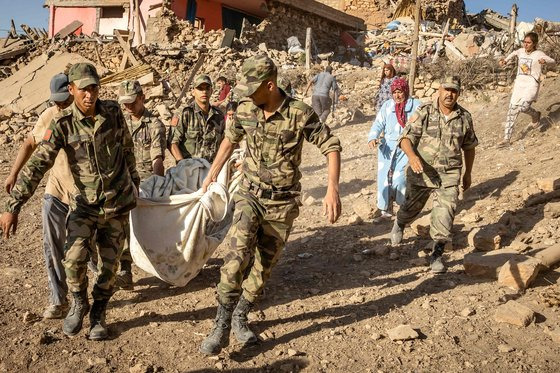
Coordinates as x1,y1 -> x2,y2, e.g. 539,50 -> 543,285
72,101 -> 102,122
125,108 -> 151,123
252,94 -> 290,120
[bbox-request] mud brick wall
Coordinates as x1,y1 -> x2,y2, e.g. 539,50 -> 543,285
315,0 -> 466,27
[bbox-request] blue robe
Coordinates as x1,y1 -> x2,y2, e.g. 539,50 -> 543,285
367,97 -> 421,210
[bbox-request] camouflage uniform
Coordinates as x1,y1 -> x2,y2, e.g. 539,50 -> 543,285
217,56 -> 341,305
119,80 -> 166,179
170,75 -> 225,163
396,87 -> 478,244
7,80 -> 139,300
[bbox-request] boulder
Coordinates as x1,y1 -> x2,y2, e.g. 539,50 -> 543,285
494,300 -> 535,327
463,249 -> 519,279
497,257 -> 541,291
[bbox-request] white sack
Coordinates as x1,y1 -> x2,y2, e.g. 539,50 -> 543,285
129,154 -> 241,286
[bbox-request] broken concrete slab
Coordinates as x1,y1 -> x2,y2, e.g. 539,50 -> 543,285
497,257 -> 541,291
467,226 -> 502,251
463,249 -> 520,279
386,324 -> 419,341
0,52 -> 105,114
494,300 -> 535,327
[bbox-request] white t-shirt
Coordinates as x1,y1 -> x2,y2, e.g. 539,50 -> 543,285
505,48 -> 555,105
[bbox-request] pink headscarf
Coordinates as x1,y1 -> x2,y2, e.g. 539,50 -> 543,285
390,78 -> 410,128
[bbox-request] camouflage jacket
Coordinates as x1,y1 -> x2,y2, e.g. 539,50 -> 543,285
125,109 -> 166,179
170,103 -> 225,162
399,97 -> 478,188
7,101 -> 140,217
227,95 -> 342,190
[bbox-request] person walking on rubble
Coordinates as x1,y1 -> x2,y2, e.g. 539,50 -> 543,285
116,80 -> 166,290
1,63 -> 140,341
390,76 -> 478,274
304,65 -> 339,122
170,74 -> 225,163
375,63 -> 397,112
498,32 -> 555,147
367,78 -> 421,220
198,55 -> 342,355
3,73 -> 74,319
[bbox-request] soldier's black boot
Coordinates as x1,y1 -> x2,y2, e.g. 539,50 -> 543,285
63,289 -> 90,336
115,260 -> 133,290
199,301 -> 234,355
430,242 -> 447,274
232,296 -> 258,344
89,298 -> 109,341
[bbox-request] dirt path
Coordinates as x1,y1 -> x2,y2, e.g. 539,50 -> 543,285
0,77 -> 559,372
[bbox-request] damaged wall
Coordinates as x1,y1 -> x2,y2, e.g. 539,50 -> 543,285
245,0 -> 348,53
315,0 -> 466,28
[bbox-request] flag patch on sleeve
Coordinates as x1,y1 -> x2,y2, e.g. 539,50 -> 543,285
171,116 -> 179,127
43,129 -> 53,141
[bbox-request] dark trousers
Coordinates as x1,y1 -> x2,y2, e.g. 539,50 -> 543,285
42,194 -> 69,306
312,95 -> 332,122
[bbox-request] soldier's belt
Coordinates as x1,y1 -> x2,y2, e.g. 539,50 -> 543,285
242,179 -> 300,201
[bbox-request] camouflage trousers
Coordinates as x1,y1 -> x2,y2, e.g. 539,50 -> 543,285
396,183 -> 459,243
217,188 -> 300,305
63,208 -> 128,300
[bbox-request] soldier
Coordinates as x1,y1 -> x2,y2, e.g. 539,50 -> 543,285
0,63 -> 139,341
198,55 -> 342,355
391,76 -> 477,273
4,73 -> 74,319
170,74 -> 225,163
116,80 -> 166,289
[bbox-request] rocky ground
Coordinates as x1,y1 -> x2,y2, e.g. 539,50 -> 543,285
0,76 -> 559,372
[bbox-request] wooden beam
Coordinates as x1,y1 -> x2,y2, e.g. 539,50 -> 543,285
54,20 -> 83,39
174,55 -> 206,109
408,0 -> 421,96
134,0 -> 141,45
507,4 -> 518,53
114,30 -> 140,66
305,28 -> 312,71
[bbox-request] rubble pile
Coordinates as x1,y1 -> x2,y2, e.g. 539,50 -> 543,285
0,23 -> 50,78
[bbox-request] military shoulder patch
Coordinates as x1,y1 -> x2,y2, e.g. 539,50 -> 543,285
170,116 -> 179,127
43,129 -> 53,141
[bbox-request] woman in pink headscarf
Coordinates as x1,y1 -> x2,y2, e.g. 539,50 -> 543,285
367,78 -> 421,219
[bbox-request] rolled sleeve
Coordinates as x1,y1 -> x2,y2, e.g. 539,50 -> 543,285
170,116 -> 185,145
461,115 -> 479,151
303,110 -> 342,155
149,119 -> 166,161
225,113 -> 245,144
398,108 -> 424,148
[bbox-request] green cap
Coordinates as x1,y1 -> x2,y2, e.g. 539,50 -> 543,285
234,55 -> 277,97
118,80 -> 143,104
441,75 -> 461,91
193,74 -> 212,88
68,63 -> 100,89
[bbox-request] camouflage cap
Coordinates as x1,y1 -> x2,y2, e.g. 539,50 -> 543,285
118,80 -> 143,104
234,55 -> 277,97
68,63 -> 100,89
441,75 -> 461,91
277,76 -> 292,95
193,74 -> 213,88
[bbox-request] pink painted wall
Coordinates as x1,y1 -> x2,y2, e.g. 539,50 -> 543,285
51,7 -> 98,36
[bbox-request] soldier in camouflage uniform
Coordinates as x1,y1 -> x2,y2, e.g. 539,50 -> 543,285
116,80 -> 166,289
170,74 -> 225,163
391,76 -> 477,273
198,55 -> 342,355
0,63 -> 139,341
